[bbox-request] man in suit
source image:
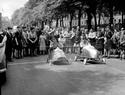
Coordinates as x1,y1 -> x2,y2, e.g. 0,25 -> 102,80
5,27 -> 13,62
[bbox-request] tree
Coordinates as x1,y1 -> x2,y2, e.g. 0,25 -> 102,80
25,0 -> 44,9
114,0 -> 125,27
101,0 -> 116,28
11,9 -> 21,25
2,17 -> 12,29
11,8 -> 33,26
12,0 -> 123,31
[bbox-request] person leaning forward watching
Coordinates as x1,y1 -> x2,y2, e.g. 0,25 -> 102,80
5,27 -> 13,62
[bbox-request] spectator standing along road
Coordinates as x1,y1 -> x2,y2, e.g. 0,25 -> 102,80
5,27 -> 13,62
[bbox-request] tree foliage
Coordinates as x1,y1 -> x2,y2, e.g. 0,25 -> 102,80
11,0 -> 125,29
2,17 -> 12,29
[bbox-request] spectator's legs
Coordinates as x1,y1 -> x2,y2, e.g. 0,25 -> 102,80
6,47 -> 13,62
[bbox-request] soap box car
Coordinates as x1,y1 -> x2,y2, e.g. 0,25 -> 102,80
75,42 -> 106,65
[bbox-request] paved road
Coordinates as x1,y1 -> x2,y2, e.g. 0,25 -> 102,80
1,55 -> 125,95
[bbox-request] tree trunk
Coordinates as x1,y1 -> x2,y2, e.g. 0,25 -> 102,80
122,11 -> 124,27
61,16 -> 64,27
93,13 -> 97,31
56,18 -> 59,27
59,16 -> 64,27
78,8 -> 82,31
109,5 -> 113,28
98,13 -> 101,26
69,14 -> 73,30
60,18 -> 61,27
86,9 -> 92,31
41,21 -> 44,30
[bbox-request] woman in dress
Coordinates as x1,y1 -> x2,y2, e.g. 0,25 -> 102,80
104,27 -> 112,58
28,27 -> 38,56
95,30 -> 104,55
111,29 -> 121,56
22,27 -> 29,57
74,27 -> 81,53
13,28 -> 23,59
63,28 -> 71,53
70,28 -> 76,53
39,32 -> 46,55
75,32 -> 105,65
58,35 -> 65,50
74,33 -> 89,62
47,35 -> 69,65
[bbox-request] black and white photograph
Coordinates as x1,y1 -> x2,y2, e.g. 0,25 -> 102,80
0,0 -> 125,95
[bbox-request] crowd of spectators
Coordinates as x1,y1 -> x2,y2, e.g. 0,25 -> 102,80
0,25 -> 125,63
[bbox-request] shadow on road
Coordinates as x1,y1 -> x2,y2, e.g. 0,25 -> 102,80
0,72 -> 7,95
87,60 -> 106,65
0,72 -> 7,86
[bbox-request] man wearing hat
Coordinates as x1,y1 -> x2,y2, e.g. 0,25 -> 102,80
5,27 -> 13,62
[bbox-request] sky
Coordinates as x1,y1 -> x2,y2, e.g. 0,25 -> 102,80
0,0 -> 28,19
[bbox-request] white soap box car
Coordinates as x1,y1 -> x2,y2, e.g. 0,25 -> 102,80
75,44 -> 106,65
